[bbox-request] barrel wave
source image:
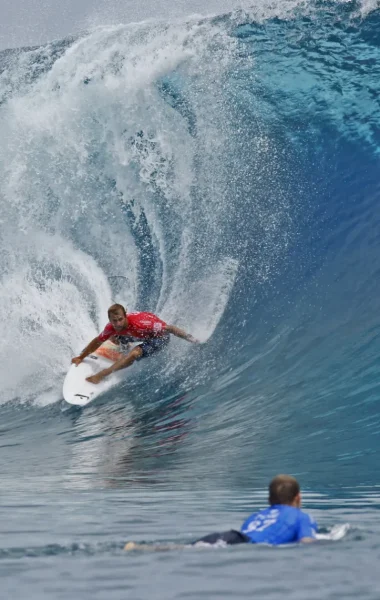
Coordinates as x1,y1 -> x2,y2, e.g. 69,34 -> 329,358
0,3 -> 380,594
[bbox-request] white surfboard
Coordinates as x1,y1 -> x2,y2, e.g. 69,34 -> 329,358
63,342 -> 124,406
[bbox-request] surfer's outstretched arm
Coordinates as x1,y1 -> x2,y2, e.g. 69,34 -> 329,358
72,337 -> 103,365
165,324 -> 199,343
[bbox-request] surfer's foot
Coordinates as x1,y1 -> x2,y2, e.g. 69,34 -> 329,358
124,541 -> 186,552
86,372 -> 105,385
124,542 -> 139,551
124,542 -> 157,551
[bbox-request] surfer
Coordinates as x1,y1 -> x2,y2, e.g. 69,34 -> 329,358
124,474 -> 318,551
72,304 -> 200,384
193,474 -> 317,546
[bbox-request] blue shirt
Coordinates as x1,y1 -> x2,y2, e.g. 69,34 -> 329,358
240,505 -> 317,545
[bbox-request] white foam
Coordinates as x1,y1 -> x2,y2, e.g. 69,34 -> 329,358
0,21 -> 241,404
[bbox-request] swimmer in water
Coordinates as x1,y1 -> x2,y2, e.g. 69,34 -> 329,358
124,474 -> 317,551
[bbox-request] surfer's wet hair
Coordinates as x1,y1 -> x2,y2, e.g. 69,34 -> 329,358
108,304 -> 126,319
269,475 -> 300,505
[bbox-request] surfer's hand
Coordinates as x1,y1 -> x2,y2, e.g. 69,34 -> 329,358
71,356 -> 83,366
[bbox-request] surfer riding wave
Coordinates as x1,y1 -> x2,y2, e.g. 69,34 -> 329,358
72,304 -> 200,384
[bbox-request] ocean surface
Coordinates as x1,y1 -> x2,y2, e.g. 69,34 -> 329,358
1,1 -> 380,597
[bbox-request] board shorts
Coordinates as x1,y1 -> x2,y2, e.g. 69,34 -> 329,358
137,334 -> 170,359
193,530 -> 250,546
114,333 -> 170,359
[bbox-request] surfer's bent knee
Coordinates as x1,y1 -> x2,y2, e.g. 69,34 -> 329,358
128,347 -> 143,363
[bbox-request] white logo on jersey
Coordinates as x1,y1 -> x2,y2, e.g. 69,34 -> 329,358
242,509 -> 279,533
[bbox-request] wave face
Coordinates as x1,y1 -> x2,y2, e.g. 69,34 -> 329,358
0,1 -> 380,494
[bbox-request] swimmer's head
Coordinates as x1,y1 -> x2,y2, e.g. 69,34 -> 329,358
269,475 -> 301,507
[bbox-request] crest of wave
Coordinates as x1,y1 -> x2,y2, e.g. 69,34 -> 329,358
0,19 -> 241,402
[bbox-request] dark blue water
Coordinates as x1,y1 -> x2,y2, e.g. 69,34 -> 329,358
0,2 -> 380,597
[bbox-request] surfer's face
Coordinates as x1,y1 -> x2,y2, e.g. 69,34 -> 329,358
110,311 -> 127,331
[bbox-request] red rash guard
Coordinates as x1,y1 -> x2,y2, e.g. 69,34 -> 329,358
98,312 -> 167,342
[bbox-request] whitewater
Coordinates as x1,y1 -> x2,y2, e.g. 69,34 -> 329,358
0,1 -> 380,598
